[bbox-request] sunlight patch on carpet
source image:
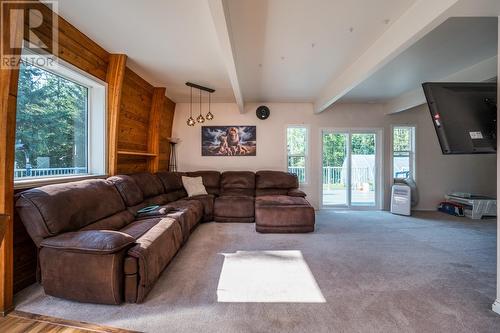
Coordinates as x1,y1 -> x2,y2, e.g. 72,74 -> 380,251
217,250 -> 326,303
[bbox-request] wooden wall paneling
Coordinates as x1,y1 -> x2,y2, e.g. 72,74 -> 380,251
117,156 -> 149,174
148,88 -> 166,172
7,2 -> 177,297
0,1 -> 23,315
116,67 -> 154,173
30,3 -> 110,81
106,54 -> 127,176
158,97 -> 176,171
12,205 -> 36,294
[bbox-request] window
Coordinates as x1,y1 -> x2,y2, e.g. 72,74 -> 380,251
14,53 -> 106,183
287,126 -> 308,184
392,126 -> 415,180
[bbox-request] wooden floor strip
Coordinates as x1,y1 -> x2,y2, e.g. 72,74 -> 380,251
0,311 -> 140,333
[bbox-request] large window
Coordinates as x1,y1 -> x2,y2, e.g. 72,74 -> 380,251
287,126 -> 308,184
14,54 -> 106,183
392,126 -> 415,180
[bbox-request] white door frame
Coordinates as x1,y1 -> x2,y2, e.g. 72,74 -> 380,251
319,128 -> 384,210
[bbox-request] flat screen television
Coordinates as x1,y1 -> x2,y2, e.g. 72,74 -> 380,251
422,82 -> 497,154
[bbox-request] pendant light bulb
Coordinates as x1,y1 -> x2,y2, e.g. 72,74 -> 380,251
187,117 -> 196,126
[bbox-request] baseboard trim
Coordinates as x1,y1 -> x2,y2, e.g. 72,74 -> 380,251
492,299 -> 500,315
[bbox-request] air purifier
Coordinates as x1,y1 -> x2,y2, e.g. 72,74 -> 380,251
391,184 -> 411,216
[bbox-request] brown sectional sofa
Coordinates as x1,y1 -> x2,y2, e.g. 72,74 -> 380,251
16,170 -> 314,305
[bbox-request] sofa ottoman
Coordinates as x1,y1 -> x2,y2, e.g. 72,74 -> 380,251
255,195 -> 315,233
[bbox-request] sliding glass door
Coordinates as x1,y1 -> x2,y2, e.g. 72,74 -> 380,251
322,129 -> 381,209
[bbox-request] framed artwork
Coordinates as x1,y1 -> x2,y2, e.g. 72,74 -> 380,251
202,126 -> 257,156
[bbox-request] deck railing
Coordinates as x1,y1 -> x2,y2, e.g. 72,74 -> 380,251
288,166 -> 372,185
14,167 -> 88,179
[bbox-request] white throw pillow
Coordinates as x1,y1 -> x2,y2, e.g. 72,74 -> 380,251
182,176 -> 208,197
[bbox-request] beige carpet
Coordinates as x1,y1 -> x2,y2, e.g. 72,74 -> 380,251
15,211 -> 500,332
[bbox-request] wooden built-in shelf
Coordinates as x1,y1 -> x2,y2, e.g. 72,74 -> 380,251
117,150 -> 157,157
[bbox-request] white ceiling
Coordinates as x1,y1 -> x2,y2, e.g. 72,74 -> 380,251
341,17 -> 498,103
57,0 -> 500,109
225,0 -> 416,103
57,0 -> 235,103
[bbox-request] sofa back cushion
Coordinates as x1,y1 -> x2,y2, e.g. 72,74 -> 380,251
16,179 -> 127,246
220,171 -> 255,197
186,171 -> 221,195
108,175 -> 144,206
155,172 -> 188,202
129,173 -> 164,199
256,171 -> 299,189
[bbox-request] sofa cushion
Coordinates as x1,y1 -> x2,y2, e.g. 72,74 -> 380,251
166,209 -> 197,242
186,171 -> 221,195
186,194 -> 215,222
108,175 -> 144,206
166,199 -> 203,239
214,196 -> 254,219
155,172 -> 188,202
164,190 -> 187,203
16,179 -> 126,245
221,171 -> 255,189
80,210 -> 135,232
40,230 -> 135,254
127,217 -> 183,302
255,195 -> 310,207
256,171 -> 298,189
156,171 -> 185,192
129,173 -> 164,199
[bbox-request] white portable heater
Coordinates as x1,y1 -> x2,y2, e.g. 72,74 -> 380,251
390,184 -> 411,216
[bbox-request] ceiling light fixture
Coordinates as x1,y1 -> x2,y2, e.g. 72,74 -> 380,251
185,82 -> 215,126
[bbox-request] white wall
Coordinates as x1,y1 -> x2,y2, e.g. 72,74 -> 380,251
493,17 -> 500,315
172,102 -> 496,210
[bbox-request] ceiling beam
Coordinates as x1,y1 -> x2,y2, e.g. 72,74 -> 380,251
314,0 -> 460,114
384,55 -> 498,114
207,0 -> 245,113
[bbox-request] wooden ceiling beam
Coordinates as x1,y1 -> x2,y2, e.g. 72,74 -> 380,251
208,0 -> 245,113
314,0 -> 460,113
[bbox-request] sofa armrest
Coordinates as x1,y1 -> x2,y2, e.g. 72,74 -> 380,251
40,230 -> 135,254
287,189 -> 307,197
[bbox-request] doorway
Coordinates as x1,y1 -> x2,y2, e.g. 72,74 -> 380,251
321,129 -> 383,209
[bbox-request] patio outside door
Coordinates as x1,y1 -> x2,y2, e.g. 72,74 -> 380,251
321,129 -> 382,209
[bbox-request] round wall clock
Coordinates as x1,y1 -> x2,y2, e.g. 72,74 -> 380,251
256,105 -> 270,120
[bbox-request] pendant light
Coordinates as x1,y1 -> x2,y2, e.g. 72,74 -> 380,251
206,91 -> 214,120
186,86 -> 196,126
196,89 -> 205,123
185,82 -> 215,126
